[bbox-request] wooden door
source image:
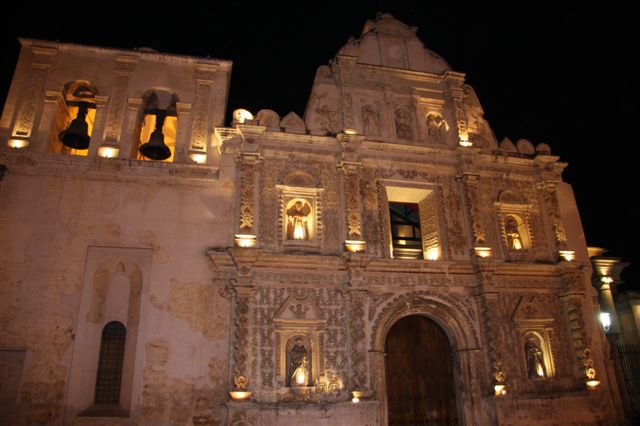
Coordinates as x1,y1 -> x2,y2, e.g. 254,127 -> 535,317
385,315 -> 458,425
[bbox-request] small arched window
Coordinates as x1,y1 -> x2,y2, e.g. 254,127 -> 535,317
53,81 -> 98,155
94,321 -> 126,404
136,89 -> 178,162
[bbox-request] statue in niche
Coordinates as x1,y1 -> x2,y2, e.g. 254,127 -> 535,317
525,335 -> 546,379
426,113 -> 449,144
505,217 -> 523,250
289,337 -> 310,387
362,104 -> 379,136
394,108 -> 413,140
286,200 -> 312,240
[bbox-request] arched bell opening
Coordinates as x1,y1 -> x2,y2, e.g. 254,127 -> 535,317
53,80 -> 99,155
136,89 -> 179,162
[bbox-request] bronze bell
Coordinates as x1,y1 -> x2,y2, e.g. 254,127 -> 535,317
59,101 -> 92,150
139,110 -> 171,160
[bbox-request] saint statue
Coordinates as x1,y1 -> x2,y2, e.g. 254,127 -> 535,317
286,200 -> 311,240
505,217 -> 523,250
394,108 -> 413,140
525,336 -> 546,379
289,338 -> 309,387
426,113 -> 449,144
362,105 -> 379,136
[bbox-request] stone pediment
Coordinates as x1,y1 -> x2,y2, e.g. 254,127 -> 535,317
274,295 -> 325,324
337,13 -> 450,74
512,296 -> 555,323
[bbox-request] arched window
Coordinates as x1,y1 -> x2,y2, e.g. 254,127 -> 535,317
136,89 -> 178,162
52,81 -> 98,156
94,321 -> 126,404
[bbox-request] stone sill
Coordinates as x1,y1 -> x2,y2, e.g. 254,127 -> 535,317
0,151 -> 219,182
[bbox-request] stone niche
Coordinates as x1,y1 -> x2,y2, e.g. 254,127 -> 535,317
273,294 -> 326,397
277,171 -> 324,252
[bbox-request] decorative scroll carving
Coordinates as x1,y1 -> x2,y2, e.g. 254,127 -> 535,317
13,48 -> 56,138
461,175 -> 486,245
537,181 -> 568,248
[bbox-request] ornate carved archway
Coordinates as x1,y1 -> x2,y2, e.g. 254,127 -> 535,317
370,292 -> 484,425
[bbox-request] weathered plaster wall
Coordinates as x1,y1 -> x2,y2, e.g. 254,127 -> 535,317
0,165 -> 233,425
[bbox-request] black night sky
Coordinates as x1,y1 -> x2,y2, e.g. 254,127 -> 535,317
1,3 -> 637,288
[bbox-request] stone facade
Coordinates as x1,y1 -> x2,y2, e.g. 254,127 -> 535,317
0,13 -> 626,426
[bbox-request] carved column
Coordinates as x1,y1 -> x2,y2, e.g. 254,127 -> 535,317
188,64 -> 218,162
101,54 -> 139,153
230,278 -> 253,392
460,174 -> 488,253
336,55 -> 357,132
558,264 -> 591,381
473,263 -> 504,393
173,102 -> 192,163
87,95 -> 110,157
339,160 -> 365,245
537,181 -> 568,253
12,46 -> 57,148
445,72 -> 470,146
347,289 -> 368,392
237,153 -> 261,237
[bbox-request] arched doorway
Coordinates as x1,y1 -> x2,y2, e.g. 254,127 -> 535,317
385,315 -> 458,425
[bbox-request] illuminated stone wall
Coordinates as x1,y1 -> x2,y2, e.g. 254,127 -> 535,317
0,13 -> 625,426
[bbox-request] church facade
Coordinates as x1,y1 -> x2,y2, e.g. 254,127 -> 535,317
0,13 -> 625,426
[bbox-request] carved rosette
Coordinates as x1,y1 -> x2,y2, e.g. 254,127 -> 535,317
348,290 -> 368,390
537,181 -> 568,249
461,175 -> 487,245
238,155 -> 259,233
340,162 -> 363,240
12,47 -> 57,138
103,55 -> 139,143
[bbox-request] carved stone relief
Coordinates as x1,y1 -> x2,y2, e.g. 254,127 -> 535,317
13,48 -> 57,138
250,287 -> 347,403
238,157 -> 258,233
190,74 -> 214,150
